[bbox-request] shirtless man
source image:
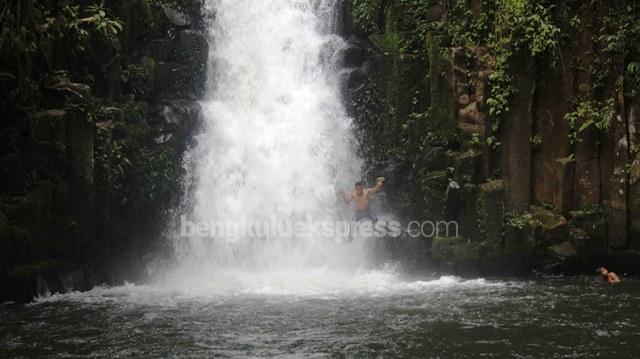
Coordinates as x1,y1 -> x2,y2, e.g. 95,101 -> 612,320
598,267 -> 621,285
338,177 -> 385,223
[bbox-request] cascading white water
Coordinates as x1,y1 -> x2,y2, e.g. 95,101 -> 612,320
165,0 -> 392,293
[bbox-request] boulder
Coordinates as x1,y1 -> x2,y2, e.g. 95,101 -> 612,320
546,241 -> 580,273
530,206 -> 568,245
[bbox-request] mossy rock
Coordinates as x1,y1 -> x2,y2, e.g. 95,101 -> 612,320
503,216 -> 544,257
569,208 -> 607,240
430,236 -> 455,258
431,236 -> 482,274
548,241 -> 578,259
530,206 -> 568,245
451,149 -> 483,184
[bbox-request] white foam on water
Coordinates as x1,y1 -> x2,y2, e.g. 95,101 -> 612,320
33,275 -> 511,305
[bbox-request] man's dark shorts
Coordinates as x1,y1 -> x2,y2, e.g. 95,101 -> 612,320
354,209 -> 377,223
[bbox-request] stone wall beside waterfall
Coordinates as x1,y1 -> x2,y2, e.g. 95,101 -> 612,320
0,0 -> 207,302
342,0 -> 640,275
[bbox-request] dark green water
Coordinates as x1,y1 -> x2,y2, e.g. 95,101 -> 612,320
1,276 -> 638,358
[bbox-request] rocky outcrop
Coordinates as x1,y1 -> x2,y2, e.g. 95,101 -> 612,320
343,0 -> 640,275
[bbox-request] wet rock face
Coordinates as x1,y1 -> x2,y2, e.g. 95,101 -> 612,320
0,0 -> 208,302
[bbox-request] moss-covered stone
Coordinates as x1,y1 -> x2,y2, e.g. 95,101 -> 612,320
451,149 -> 483,184
431,236 -> 481,261
431,236 -> 483,274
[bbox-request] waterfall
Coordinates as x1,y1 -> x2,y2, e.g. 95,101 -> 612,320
162,0 -> 393,293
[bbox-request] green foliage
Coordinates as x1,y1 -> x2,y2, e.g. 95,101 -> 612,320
486,0 -> 559,127
95,100 -> 182,207
530,134 -> 542,148
52,4 -> 123,56
565,99 -> 615,145
486,135 -> 500,150
434,0 -> 493,47
62,4 -> 123,45
493,0 -> 559,57
403,0 -> 560,129
121,59 -> 156,98
84,4 -> 124,37
505,210 -> 529,230
0,2 -> 123,111
350,0 -> 383,35
627,62 -> 640,98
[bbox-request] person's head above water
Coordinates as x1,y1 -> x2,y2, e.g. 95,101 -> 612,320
597,267 -> 609,276
355,181 -> 364,194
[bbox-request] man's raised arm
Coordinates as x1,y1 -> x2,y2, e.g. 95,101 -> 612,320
367,177 -> 385,194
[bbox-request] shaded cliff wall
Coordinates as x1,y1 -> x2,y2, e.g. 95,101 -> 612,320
0,0 -> 208,302
343,0 -> 640,274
